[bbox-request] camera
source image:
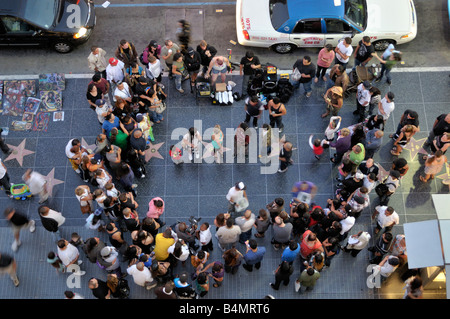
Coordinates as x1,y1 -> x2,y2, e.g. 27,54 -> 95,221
186,215 -> 201,234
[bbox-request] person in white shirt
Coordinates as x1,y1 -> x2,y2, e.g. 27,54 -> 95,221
127,262 -> 156,289
106,57 -> 125,94
197,222 -> 213,252
146,55 -> 163,84
324,116 -> 341,141
56,239 -> 85,275
22,169 -> 49,203
375,255 -> 400,278
226,182 -> 248,217
167,239 -> 190,265
0,158 -> 13,198
343,231 -> 371,257
235,210 -> 256,244
95,99 -> 113,124
372,205 -> 399,234
182,127 -> 202,161
377,91 -> 395,121
355,80 -> 372,122
113,81 -> 132,103
334,37 -> 353,69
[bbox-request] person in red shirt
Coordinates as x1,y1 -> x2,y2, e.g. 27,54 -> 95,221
299,230 -> 323,272
309,134 -> 324,160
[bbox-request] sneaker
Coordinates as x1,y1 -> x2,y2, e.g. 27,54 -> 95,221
195,152 -> 200,159
140,174 -> 146,179
75,169 -> 81,174
278,168 -> 287,173
374,77 -> 381,83
11,240 -> 21,252
305,92 -> 312,98
177,88 -> 184,93
386,79 -> 392,85
13,277 -> 20,287
29,220 -> 36,233
270,283 -> 278,290
77,260 -> 83,266
131,184 -> 138,189
188,153 -> 193,161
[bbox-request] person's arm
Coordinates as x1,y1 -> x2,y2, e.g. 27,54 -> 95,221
308,135 -> 315,150
239,63 -> 244,76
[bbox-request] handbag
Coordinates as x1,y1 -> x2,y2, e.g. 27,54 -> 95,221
291,68 -> 301,82
235,197 -> 249,213
155,100 -> 166,114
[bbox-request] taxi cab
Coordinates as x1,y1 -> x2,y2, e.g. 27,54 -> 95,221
236,0 -> 417,53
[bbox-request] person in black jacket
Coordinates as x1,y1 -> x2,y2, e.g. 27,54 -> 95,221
197,40 -> 217,76
184,47 -> 202,93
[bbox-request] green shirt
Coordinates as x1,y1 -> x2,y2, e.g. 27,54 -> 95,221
298,269 -> 320,287
110,130 -> 128,151
349,143 -> 365,166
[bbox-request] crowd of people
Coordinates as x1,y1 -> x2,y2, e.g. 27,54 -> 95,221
2,26 -> 450,300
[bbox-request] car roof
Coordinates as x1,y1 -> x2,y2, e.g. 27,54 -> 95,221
287,0 -> 345,20
0,0 -> 23,15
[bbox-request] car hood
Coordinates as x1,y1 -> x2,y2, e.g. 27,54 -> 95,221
365,0 -> 412,33
239,0 -> 273,31
52,0 -> 94,32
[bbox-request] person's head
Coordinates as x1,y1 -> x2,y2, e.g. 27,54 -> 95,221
410,276 -> 423,290
38,205 -> 50,216
353,144 -> 362,154
87,83 -> 97,94
164,39 -> 173,48
119,39 -> 129,48
344,37 -> 352,46
393,157 -> 407,169
196,250 -> 206,260
235,181 -> 246,191
173,52 -> 183,62
200,222 -> 209,231
404,124 -> 414,133
199,40 -> 207,50
388,256 -> 400,266
163,228 -> 173,238
314,252 -> 323,263
383,232 -> 393,242
407,110 -> 418,120
303,56 -> 311,65
306,267 -> 315,276
274,215 -> 283,225
385,206 -> 395,216
248,239 -> 258,250
179,272 -> 189,283
325,43 -> 333,52
389,169 -> 401,180
435,150 -> 444,159
386,91 -> 395,102
153,199 -> 164,208
226,218 -> 234,228
244,209 -> 252,220
340,128 -> 350,137
106,223 -> 116,232
88,278 -> 98,289
307,232 -> 317,242
392,52 -> 402,62
245,51 -> 254,60
64,291 -> 75,299
289,240 -> 298,251
122,208 -> 131,217
368,172 -> 377,182
136,262 -> 145,271
362,36 -> 371,45
57,239 -> 67,249
313,139 -> 321,147
375,130 -> 384,139
91,46 -> 99,54
92,73 -> 101,83
250,95 -> 259,104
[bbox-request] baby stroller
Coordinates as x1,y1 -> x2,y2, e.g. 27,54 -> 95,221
195,79 -> 212,105
10,184 -> 32,200
345,64 -> 380,97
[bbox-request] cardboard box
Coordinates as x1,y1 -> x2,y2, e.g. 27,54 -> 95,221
215,83 -> 226,92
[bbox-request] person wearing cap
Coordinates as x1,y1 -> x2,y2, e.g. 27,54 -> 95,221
95,99 -> 112,124
141,40 -> 161,66
184,47 -> 202,93
377,91 -> 395,122
321,86 -> 343,118
88,46 -> 108,79
106,57 -> 125,95
226,182 -> 248,217
354,80 -> 372,122
205,55 -> 230,86
239,50 -> 261,98
374,44 -> 402,85
161,39 -> 181,79
372,205 -> 399,234
98,246 -> 123,278
115,39 -> 138,69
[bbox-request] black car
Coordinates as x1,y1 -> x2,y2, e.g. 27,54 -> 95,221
0,0 -> 96,53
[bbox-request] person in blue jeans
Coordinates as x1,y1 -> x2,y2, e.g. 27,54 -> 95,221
242,239 -> 266,272
374,44 -> 402,85
291,56 -> 315,97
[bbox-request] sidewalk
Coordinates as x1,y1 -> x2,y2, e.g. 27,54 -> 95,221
0,70 -> 447,299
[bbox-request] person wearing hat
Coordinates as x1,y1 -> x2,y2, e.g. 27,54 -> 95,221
377,91 -> 395,122
239,50 -> 261,98
354,80 -> 372,122
106,57 -> 125,95
95,99 -> 112,124
321,85 -> 343,118
88,46 -> 108,79
141,40 -> 161,66
184,47 -> 202,93
226,182 -> 248,218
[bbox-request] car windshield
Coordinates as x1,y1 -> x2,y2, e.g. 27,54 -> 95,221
344,0 -> 367,30
22,0 -> 59,29
269,0 -> 290,30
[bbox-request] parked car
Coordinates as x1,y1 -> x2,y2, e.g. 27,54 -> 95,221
236,0 -> 417,53
0,0 -> 96,53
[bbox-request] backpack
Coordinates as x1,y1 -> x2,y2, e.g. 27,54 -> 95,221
118,278 -> 130,299
277,78 -> 294,103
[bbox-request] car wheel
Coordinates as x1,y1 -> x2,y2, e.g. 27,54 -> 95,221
272,43 -> 296,54
372,39 -> 395,51
53,41 -> 73,53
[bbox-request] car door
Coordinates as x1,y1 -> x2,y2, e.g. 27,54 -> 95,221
0,16 -> 45,46
289,18 -> 325,48
323,18 -> 356,47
